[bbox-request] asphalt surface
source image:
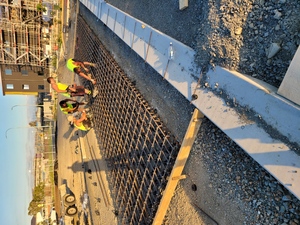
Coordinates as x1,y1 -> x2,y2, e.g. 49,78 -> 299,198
55,1 -> 117,224
55,62 -> 117,225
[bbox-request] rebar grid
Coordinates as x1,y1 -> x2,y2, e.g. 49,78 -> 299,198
75,16 -> 180,225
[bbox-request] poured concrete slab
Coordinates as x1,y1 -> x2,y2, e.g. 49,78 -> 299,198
278,46 -> 300,106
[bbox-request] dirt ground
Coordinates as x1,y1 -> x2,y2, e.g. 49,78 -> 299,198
55,1 -> 300,225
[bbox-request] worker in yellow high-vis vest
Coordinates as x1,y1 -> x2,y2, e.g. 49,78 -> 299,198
70,108 -> 93,131
59,99 -> 84,114
66,58 -> 97,84
47,77 -> 98,98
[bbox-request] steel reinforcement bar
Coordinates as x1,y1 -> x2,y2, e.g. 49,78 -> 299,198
75,16 -> 181,225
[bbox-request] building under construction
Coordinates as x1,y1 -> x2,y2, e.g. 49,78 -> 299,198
0,0 -> 53,95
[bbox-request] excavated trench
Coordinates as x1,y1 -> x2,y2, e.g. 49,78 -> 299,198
75,15 -> 181,224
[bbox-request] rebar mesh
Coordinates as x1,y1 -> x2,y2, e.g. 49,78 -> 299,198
75,16 -> 180,225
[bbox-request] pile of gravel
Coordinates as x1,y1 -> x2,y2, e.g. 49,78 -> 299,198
107,0 -> 300,88
194,0 -> 300,88
193,118 -> 300,225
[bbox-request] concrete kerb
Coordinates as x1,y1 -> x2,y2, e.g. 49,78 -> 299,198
278,46 -> 300,106
203,66 -> 300,145
80,0 -> 300,200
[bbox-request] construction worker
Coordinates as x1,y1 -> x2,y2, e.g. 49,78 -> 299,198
59,99 -> 84,114
69,108 -> 93,131
66,58 -> 97,84
47,77 -> 98,97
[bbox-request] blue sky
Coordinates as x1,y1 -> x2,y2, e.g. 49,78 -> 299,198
0,89 -> 36,224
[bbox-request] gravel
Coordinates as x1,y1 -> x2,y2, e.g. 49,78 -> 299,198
106,0 -> 300,88
81,0 -> 300,224
192,119 -> 300,224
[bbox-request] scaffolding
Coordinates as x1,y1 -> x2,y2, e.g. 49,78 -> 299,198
0,0 -> 49,68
